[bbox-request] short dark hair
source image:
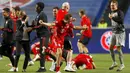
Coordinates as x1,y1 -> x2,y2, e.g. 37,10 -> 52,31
53,6 -> 59,10
79,9 -> 85,15
64,13 -> 72,21
36,2 -> 45,10
15,6 -> 21,11
111,0 -> 118,6
3,8 -> 10,13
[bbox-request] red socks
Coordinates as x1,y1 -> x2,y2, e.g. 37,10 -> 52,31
56,66 -> 60,72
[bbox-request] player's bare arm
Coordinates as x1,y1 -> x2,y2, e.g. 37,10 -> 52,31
75,24 -> 88,36
80,24 -> 88,33
73,26 -> 87,30
92,62 -> 96,69
39,20 -> 55,27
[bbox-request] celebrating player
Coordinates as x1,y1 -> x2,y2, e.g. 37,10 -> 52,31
39,14 -> 73,73
108,0 -> 125,71
77,9 -> 92,54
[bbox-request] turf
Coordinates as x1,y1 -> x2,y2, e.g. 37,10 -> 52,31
0,54 -> 129,73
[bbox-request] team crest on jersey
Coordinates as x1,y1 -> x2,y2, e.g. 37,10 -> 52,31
0,0 -> 34,12
100,31 -> 116,51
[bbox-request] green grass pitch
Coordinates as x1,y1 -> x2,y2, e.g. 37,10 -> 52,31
0,54 -> 130,73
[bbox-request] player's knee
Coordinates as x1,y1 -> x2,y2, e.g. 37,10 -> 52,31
109,44 -> 115,49
56,49 -> 62,55
116,46 -> 122,51
82,44 -> 86,48
77,41 -> 81,47
67,49 -> 72,52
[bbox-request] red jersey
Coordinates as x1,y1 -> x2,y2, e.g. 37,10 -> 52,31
65,22 -> 74,38
55,20 -> 67,40
56,9 -> 68,22
73,54 -> 93,69
48,26 -> 58,53
10,12 -> 18,32
55,20 -> 68,48
81,15 -> 92,38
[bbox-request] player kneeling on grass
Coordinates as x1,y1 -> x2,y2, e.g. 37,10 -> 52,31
71,54 -> 96,70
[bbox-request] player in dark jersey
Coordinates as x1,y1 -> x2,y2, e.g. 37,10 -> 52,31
108,0 -> 125,71
0,8 -> 15,71
31,2 -> 50,72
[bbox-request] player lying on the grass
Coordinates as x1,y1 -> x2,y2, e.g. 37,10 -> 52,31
31,42 -> 40,62
31,42 -> 53,62
30,25 -> 59,72
71,54 -> 96,70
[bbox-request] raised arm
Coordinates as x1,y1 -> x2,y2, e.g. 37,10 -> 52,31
73,25 -> 87,30
39,20 -> 55,27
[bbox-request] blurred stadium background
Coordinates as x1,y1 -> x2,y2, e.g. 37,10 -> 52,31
0,0 -> 130,26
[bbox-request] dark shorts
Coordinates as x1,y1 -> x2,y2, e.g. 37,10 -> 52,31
64,37 -> 72,50
79,35 -> 91,46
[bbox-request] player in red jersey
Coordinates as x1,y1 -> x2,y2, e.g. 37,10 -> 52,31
31,42 -> 40,61
71,54 -> 96,70
63,21 -> 75,72
56,2 -> 70,69
53,7 -> 59,21
45,25 -> 59,60
56,2 -> 69,22
39,13 -> 87,73
10,7 -> 18,32
31,41 -> 56,62
56,2 -> 77,72
39,14 -> 73,73
77,9 -> 92,54
63,20 -> 88,72
31,29 -> 58,62
30,26 -> 59,64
